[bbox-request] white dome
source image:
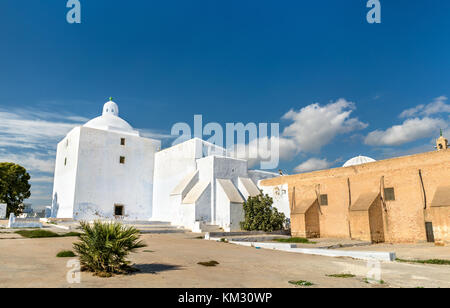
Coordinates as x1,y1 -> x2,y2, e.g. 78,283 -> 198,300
102,100 -> 119,116
343,155 -> 376,167
83,100 -> 139,136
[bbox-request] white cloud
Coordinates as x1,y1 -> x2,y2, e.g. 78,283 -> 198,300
364,117 -> 447,146
294,158 -> 333,173
139,128 -> 177,140
227,98 -> 368,171
230,136 -> 298,168
282,99 -> 368,153
400,96 -> 450,118
0,107 -> 89,207
0,108 -> 86,151
0,149 -> 56,173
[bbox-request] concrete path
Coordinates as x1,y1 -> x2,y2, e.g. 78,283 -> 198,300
0,233 -> 449,288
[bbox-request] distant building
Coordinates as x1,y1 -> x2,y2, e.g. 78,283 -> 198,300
261,133 -> 450,245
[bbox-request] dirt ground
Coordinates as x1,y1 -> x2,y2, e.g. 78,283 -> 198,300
0,232 -> 449,288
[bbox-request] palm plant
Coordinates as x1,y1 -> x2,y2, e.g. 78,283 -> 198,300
73,221 -> 146,277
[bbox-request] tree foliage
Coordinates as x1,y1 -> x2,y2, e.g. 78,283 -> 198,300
0,162 -> 31,217
241,194 -> 287,232
73,221 -> 146,277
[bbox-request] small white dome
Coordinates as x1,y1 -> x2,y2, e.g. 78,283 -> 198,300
83,99 -> 139,136
343,155 -> 376,167
102,99 -> 119,116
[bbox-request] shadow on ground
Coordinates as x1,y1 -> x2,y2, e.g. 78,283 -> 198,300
133,263 -> 182,274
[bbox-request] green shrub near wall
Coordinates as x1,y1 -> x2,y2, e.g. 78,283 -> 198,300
241,194 -> 287,232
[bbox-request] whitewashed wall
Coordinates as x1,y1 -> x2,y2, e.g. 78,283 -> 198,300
52,127 -> 81,218
260,183 -> 290,218
152,138 -> 229,222
52,126 -> 160,221
152,139 -> 200,221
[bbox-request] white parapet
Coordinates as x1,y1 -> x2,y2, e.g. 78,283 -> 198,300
7,213 -> 43,229
0,203 -> 6,219
207,238 -> 396,262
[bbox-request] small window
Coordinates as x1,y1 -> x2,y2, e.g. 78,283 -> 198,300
114,205 -> 124,216
319,194 -> 328,206
64,158 -> 67,166
384,188 -> 395,201
120,156 -> 125,164
121,138 -> 126,146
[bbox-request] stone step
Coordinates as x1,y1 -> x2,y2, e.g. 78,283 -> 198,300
200,224 -> 223,232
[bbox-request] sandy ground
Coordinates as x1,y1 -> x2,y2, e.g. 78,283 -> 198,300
0,232 -> 449,288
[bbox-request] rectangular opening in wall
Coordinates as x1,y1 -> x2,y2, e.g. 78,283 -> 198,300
384,187 -> 395,201
319,194 -> 328,206
425,222 -> 435,243
121,138 -> 125,146
114,204 -> 124,217
120,156 -> 125,164
64,158 -> 67,166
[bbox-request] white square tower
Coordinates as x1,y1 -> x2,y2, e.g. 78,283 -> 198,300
51,99 -> 161,221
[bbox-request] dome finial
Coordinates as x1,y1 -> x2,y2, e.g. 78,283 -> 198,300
441,128 -> 443,137
109,97 -> 113,101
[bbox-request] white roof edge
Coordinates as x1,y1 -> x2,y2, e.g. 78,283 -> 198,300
182,181 -> 210,204
217,179 -> 244,203
171,171 -> 199,196
239,177 -> 261,197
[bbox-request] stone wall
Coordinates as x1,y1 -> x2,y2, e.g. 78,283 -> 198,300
260,150 -> 450,244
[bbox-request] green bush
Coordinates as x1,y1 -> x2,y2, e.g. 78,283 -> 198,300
73,221 -> 146,277
241,194 -> 287,232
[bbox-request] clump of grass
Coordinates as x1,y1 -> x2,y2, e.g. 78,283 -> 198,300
288,280 -> 314,287
16,230 -> 61,238
363,278 -> 385,284
56,250 -> 76,258
274,237 -> 316,244
15,230 -> 81,238
63,232 -> 82,237
143,250 -> 155,253
327,274 -> 355,278
198,260 -> 220,267
396,258 -> 450,265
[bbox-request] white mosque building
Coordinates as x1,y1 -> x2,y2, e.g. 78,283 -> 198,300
51,99 -> 279,232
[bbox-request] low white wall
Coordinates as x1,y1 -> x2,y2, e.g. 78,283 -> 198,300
224,240 -> 396,262
7,214 -> 43,228
0,204 -> 6,219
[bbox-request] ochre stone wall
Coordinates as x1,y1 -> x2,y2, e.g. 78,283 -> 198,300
261,150 -> 450,244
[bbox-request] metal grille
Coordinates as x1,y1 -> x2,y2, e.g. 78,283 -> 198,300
320,194 -> 328,206
384,187 -> 395,201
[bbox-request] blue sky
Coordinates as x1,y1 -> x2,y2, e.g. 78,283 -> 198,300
1,0 -> 450,208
